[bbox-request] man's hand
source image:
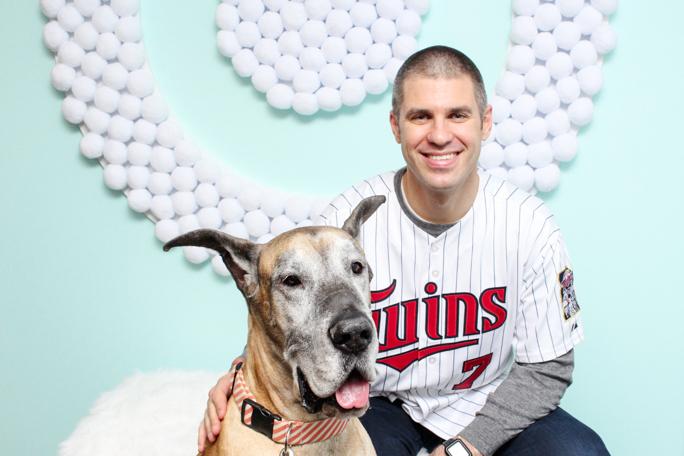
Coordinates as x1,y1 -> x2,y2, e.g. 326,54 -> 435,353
198,358 -> 244,453
429,437 -> 483,456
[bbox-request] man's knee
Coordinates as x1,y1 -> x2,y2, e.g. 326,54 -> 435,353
360,397 -> 423,456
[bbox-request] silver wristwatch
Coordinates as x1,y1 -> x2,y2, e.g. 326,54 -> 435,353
443,438 -> 473,456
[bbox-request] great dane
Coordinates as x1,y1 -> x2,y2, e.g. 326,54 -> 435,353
164,196 -> 385,456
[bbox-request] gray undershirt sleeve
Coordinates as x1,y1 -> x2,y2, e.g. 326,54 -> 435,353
458,350 -> 575,456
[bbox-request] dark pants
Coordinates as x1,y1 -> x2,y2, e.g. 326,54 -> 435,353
359,397 -> 609,456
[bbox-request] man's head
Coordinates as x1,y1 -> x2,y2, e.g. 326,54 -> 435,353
392,46 -> 488,121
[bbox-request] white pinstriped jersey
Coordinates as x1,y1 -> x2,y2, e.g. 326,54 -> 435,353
318,168 -> 583,440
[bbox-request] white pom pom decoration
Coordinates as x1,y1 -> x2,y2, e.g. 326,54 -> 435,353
41,0 -> 617,275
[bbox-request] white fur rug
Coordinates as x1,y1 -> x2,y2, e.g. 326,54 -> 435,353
59,370 -> 430,456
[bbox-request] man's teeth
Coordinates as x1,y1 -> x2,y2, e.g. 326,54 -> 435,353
427,153 -> 457,160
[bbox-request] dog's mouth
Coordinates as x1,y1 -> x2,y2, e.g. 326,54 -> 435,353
297,368 -> 370,415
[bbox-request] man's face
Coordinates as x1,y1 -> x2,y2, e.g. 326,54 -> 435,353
390,76 -> 493,196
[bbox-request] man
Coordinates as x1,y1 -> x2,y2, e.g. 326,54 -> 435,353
200,46 -> 609,456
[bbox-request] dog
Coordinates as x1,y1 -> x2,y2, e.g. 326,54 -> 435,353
164,196 -> 385,456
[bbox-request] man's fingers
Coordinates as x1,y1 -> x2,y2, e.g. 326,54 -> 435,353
204,412 -> 216,442
207,399 -> 221,435
211,373 -> 234,420
198,421 -> 206,453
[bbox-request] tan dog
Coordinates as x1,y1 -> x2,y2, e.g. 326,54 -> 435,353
164,196 -> 385,456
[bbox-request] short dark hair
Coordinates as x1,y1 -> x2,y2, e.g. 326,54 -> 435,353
392,46 -> 488,121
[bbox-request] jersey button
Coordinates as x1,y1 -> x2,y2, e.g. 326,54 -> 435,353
431,270 -> 439,278
429,357 -> 436,365
430,244 -> 439,253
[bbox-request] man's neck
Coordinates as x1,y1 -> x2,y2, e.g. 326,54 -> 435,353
402,169 -> 479,225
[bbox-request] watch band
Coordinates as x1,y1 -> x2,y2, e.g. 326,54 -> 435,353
443,438 -> 473,456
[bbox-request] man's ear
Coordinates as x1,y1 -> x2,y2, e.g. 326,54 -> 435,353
342,196 -> 386,241
389,110 -> 402,144
164,229 -> 260,297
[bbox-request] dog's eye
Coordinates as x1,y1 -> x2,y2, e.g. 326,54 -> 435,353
351,262 -> 363,274
283,275 -> 301,287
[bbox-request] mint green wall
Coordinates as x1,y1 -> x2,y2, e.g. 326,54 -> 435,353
1,1 -> 682,455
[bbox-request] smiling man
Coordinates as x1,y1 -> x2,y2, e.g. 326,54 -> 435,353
200,46 -> 609,456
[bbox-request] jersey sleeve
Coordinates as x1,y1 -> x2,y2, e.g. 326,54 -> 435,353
514,229 -> 584,363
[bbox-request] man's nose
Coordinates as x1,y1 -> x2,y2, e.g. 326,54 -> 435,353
427,118 -> 453,146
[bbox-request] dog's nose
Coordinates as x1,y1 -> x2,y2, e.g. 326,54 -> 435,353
329,311 -> 374,354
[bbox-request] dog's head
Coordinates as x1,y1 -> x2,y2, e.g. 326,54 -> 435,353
164,196 -> 385,420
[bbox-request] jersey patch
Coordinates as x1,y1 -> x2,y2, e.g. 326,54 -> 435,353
559,268 -> 580,320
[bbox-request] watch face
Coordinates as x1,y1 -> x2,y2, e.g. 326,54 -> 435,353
445,439 -> 472,456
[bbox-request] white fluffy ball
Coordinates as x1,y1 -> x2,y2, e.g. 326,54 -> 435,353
590,0 -> 618,15
556,0 -> 584,18
274,55 -> 301,81
535,87 -> 561,114
58,41 -> 86,68
495,118 -> 523,146
148,172 -> 173,195
264,0 -> 287,12
320,63 -> 346,88
293,70 -> 321,93
535,163 -> 561,192
194,158 -> 221,184
479,142 -> 504,169
383,58 -> 403,84
127,69 -> 155,98
570,41 -> 598,69
219,198 -> 246,223
534,3 -> 561,32
350,2 -> 377,27
51,63 -> 76,91
80,132 -> 105,159
552,133 -> 579,162
150,146 -> 177,173
496,72 -> 525,101
281,2 -> 307,31
111,0 -> 140,17
376,0 -> 403,20
156,119 -> 184,148
141,95 -> 169,124
371,18 -> 397,44
267,83 -> 295,109
510,15 -> 538,46
40,0 -> 66,18
108,115 -> 134,142
490,96 -> 511,123
115,16 -> 142,43
405,0 -> 430,15
118,93 -> 142,120
278,31 -> 304,57
574,6 -> 602,35
236,21 -> 262,48
506,165 -> 535,192
81,52 -> 107,79
531,32 -> 558,61
252,64 -> 279,92
270,215 -> 296,236
244,210 -> 271,237
316,87 -> 342,111
258,11 -> 285,39
321,37 -> 347,63
91,6 -> 118,34
198,207 -> 223,229
238,183 -> 264,211
309,198 -> 331,222
396,9 -> 421,37
504,142 -> 528,168
254,38 -> 282,65
216,3 -> 240,31
133,119 -> 157,145
238,0 -> 265,22
212,254 -> 230,276
155,219 -> 180,243
96,32 -> 122,60
43,21 -> 69,52
331,0 -> 355,11
150,195 -> 175,220
127,142 -> 151,166
178,215 -> 201,234
326,9 -> 353,37
306,0 -> 333,21
172,191 -> 198,216
524,65 -> 550,93
299,47 -> 326,71
342,53 -> 368,78
299,20 -> 327,47
195,183 -> 220,208
568,97 -> 594,126
591,24 -> 617,54
522,117 -> 547,145
74,21 -> 100,50
512,0 -> 539,16
102,62 -> 129,90
183,247 -> 210,264
556,76 -> 581,104
365,43 -> 392,69
103,164 -> 128,190
62,95 -> 87,124
217,30 -> 242,57
345,27 -> 373,54
171,166 -> 198,192
223,222 -> 250,240
261,192 -> 286,218
577,65 -> 604,96
553,21 -> 581,51
58,4 -> 84,32
527,141 -> 553,168
545,109 -> 571,137
232,49 -> 260,77
340,78 -> 366,106
118,43 -> 145,70
216,174 -> 243,199
286,197 -> 311,223
511,94 -> 537,123
545,52 -> 573,80
83,107 -> 111,134
127,165 -> 150,190
392,35 -> 418,61
103,139 -> 127,165
507,45 -> 535,74
364,69 -> 389,95
293,93 -> 319,115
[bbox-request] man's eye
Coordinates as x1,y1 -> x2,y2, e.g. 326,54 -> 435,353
351,262 -> 364,274
283,275 -> 301,286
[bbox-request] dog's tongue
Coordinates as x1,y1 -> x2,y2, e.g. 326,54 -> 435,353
335,377 -> 369,409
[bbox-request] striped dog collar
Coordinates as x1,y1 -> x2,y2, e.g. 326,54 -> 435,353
232,363 -> 349,445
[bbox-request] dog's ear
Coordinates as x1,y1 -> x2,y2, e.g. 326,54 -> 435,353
342,195 -> 386,241
163,229 -> 260,296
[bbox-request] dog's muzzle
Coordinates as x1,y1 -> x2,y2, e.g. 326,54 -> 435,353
328,311 -> 374,354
